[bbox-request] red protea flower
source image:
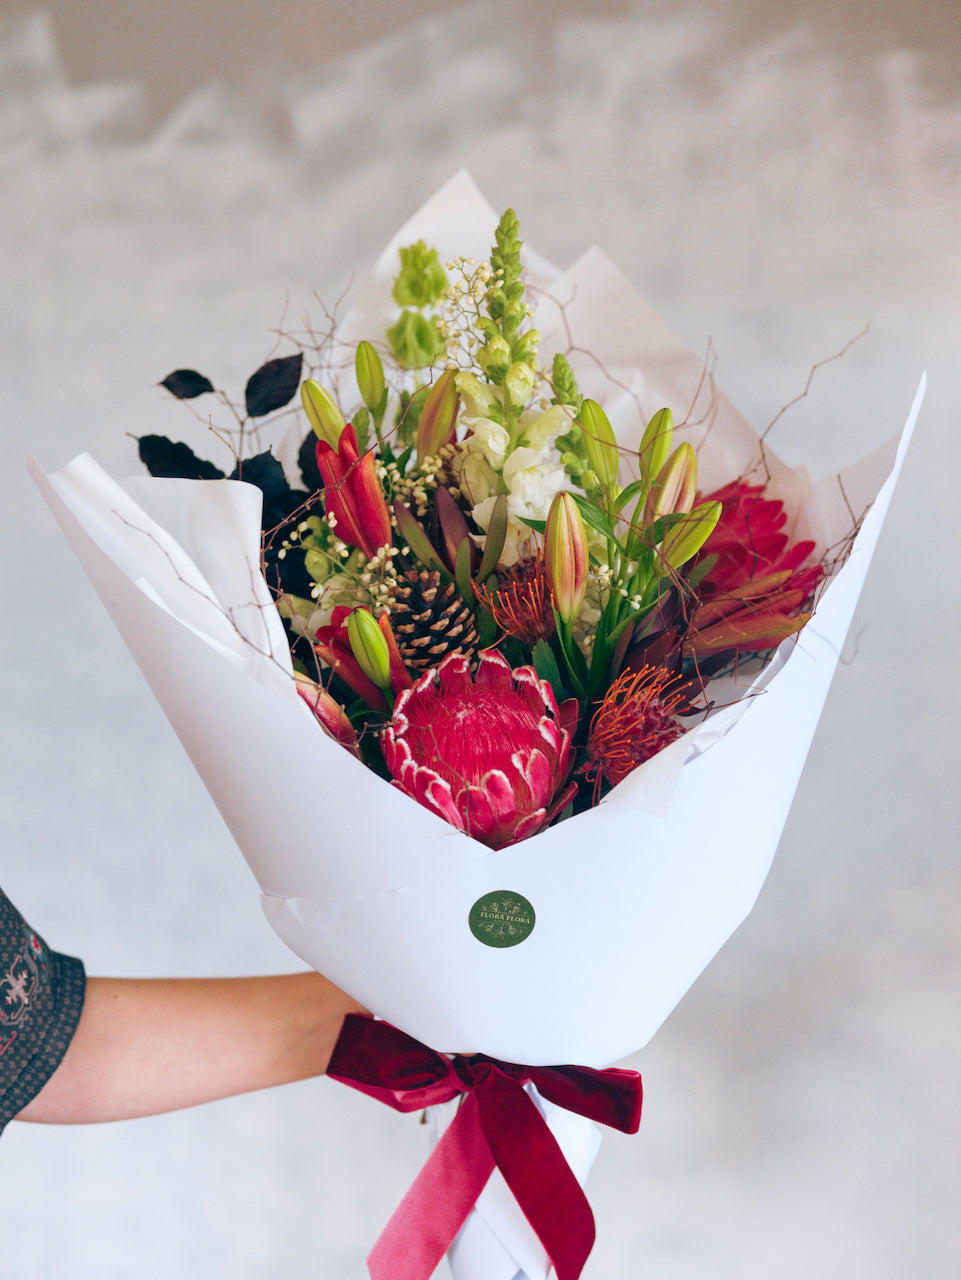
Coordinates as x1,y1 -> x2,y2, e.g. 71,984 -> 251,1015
695,480 -> 822,599
584,665 -> 686,799
381,650 -> 576,849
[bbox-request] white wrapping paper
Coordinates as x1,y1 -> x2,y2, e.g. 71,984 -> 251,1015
31,172 -> 921,1280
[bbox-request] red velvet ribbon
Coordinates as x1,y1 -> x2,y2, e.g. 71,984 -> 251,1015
327,1014 -> 643,1280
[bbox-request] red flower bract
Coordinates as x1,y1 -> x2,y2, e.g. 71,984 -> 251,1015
381,650 -> 575,850
696,480 -> 822,599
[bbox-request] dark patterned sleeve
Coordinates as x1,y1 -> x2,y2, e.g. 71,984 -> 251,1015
0,888 -> 86,1134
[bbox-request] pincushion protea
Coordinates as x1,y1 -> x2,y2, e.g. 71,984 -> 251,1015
382,650 -> 576,850
584,666 -> 686,800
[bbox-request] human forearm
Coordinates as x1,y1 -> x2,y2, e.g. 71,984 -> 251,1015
16,973 -> 365,1124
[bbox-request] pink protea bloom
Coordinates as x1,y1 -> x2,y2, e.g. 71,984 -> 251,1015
382,650 -> 576,850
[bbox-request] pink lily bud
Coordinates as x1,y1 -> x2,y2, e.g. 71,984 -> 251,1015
544,491 -> 588,626
643,442 -> 697,523
416,369 -> 460,466
293,672 -> 362,758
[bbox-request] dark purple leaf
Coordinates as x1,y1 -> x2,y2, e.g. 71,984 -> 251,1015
138,435 -> 224,480
244,353 -> 303,418
159,369 -> 215,399
297,430 -> 324,493
230,450 -> 309,529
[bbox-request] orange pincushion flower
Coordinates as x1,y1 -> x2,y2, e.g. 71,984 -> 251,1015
474,554 -> 556,646
585,666 -> 686,798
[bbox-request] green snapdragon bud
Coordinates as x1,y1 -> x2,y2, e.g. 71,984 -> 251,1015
301,379 -> 345,449
355,341 -> 387,417
578,399 -> 619,489
550,352 -> 582,410
477,335 -> 511,379
512,328 -> 540,364
346,607 -> 392,691
504,361 -> 535,409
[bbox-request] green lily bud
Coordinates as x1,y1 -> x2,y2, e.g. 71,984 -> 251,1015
578,398 -> 619,489
545,491 -> 588,626
416,369 -> 461,466
387,309 -> 445,369
638,408 -> 673,483
346,607 -> 392,691
645,442 -> 698,521
504,360 -> 535,409
355,341 -> 387,416
659,500 -> 722,573
301,379 -> 345,449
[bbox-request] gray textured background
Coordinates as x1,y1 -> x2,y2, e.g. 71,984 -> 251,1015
1,2 -> 958,1277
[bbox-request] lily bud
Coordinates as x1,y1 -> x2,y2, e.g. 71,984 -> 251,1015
346,608 -> 392,692
659,500 -> 722,573
355,341 -> 387,416
293,673 -> 362,759
301,379 -> 345,449
416,369 -> 460,466
578,399 -> 619,488
645,442 -> 698,522
545,491 -> 588,626
638,408 -> 673,483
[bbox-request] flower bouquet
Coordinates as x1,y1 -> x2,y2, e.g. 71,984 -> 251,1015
32,171 -> 920,1280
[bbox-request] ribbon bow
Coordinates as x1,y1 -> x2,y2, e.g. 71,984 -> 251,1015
327,1014 -> 643,1280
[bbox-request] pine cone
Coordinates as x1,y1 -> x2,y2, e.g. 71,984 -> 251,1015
390,569 -> 478,673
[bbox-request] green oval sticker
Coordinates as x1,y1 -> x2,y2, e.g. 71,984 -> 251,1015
468,891 -> 536,948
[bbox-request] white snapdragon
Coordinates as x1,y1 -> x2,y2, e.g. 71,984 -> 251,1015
454,371 -> 499,419
518,402 -> 575,453
472,446 -> 569,566
464,416 -> 511,468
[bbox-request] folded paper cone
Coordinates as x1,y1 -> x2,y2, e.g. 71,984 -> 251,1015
31,172 -> 921,1067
